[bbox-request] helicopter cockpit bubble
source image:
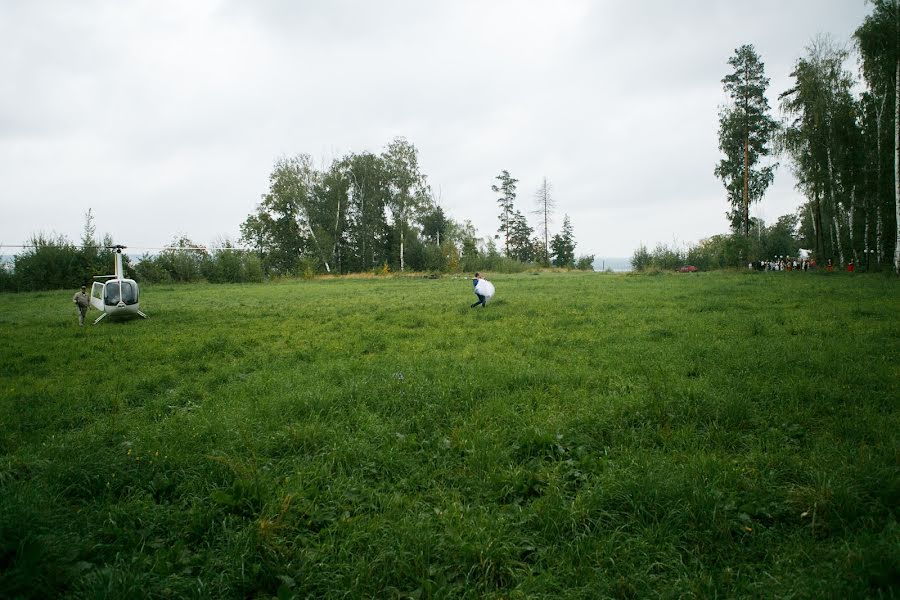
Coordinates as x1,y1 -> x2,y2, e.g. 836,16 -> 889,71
104,280 -> 138,306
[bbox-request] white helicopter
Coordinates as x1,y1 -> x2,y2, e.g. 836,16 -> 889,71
89,244 -> 148,324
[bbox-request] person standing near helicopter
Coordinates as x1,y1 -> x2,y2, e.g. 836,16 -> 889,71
73,284 -> 89,326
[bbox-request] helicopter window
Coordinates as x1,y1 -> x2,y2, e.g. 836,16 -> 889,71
91,283 -> 103,300
105,282 -> 121,306
105,281 -> 138,306
121,281 -> 137,305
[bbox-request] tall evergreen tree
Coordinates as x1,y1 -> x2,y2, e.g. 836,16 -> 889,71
421,205 -> 450,246
715,45 -> 779,236
79,208 -> 99,278
507,209 -> 534,262
550,215 -> 576,267
492,170 -> 518,256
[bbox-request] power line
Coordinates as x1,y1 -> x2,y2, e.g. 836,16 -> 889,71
0,244 -> 254,252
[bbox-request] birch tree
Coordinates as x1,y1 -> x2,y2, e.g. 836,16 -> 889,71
383,138 -> 429,271
240,155 -> 327,274
857,0 -> 900,273
780,37 -> 858,263
341,152 -> 390,272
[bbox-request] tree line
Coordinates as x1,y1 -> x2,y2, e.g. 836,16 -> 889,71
630,215 -> 802,272
1,139 -> 593,291
712,0 -> 899,274
237,139 -> 592,277
0,215 -> 266,292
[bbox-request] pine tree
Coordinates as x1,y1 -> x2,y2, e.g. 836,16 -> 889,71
550,215 -> 576,268
715,45 -> 779,236
507,210 -> 534,262
492,170 -> 518,256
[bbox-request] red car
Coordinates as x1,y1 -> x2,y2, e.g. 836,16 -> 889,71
678,265 -> 699,273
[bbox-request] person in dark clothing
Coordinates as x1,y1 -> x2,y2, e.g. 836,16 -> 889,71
73,285 -> 90,326
471,272 -> 486,308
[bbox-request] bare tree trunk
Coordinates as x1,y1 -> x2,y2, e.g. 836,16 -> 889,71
306,225 -> 330,273
865,206 -> 870,262
832,213 -> 845,265
894,54 -> 900,274
809,204 -> 817,250
826,147 -> 842,263
504,206 -> 510,256
743,136 -> 750,236
333,194 -> 341,273
399,211 -> 405,272
873,93 -> 884,267
543,188 -> 549,264
532,177 -> 555,265
849,186 -> 856,263
814,175 -> 825,260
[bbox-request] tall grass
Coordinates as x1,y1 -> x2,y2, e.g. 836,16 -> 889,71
0,271 -> 897,598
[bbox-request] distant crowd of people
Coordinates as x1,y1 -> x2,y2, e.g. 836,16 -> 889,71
751,258 -> 814,272
750,258 -> 854,272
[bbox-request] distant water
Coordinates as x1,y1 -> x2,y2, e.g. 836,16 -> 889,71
592,257 -> 632,272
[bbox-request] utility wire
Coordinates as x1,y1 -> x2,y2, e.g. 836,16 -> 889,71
0,244 -> 254,252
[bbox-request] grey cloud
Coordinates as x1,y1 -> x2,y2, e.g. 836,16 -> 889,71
0,0 -> 874,258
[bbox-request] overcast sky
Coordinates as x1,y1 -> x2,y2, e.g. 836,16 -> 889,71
1,1 -> 871,259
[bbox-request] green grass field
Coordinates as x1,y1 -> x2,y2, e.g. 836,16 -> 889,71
1,271 -> 898,598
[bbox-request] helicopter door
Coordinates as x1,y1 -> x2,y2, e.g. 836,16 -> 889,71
90,282 -> 105,311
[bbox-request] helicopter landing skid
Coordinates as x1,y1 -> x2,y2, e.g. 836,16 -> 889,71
91,310 -> 148,324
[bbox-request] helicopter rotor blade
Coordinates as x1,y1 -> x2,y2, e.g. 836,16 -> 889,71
1,243 -> 255,252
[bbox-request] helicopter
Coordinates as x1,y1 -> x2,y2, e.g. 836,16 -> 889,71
1,238 -> 252,324
89,244 -> 148,324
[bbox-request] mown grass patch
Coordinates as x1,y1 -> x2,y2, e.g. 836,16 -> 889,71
0,271 -> 897,598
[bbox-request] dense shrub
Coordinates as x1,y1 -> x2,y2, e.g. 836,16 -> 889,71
631,244 -> 652,271
651,243 -> 684,270
133,254 -> 172,283
632,229 -> 796,272
135,249 -> 265,284
475,254 -> 532,273
3,228 -> 578,290
0,263 -> 16,292
423,241 -> 461,273
13,235 -> 81,291
576,255 -> 596,271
